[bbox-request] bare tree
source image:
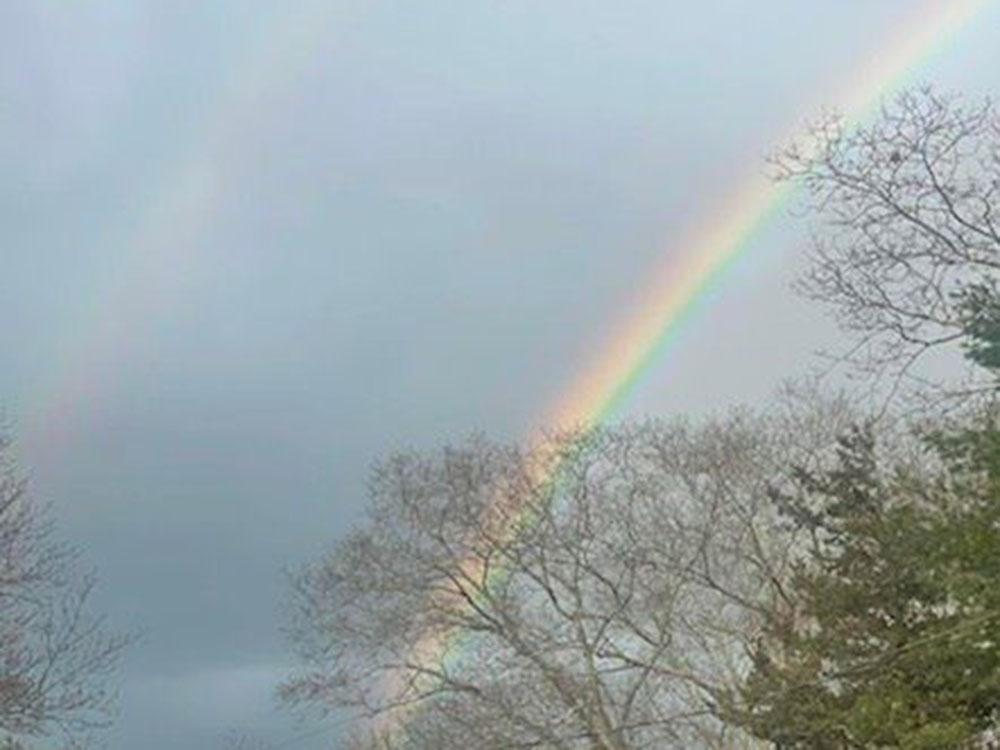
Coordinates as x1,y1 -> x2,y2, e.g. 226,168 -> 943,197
282,399 -> 854,749
0,434 -> 129,748
775,87 -> 1000,395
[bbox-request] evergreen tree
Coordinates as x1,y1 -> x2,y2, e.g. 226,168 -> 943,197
723,424 -> 1000,748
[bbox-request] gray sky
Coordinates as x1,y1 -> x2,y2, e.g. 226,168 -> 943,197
2,2 -> 999,748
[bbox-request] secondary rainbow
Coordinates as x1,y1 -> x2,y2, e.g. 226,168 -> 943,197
26,0 -> 367,457
390,0 -> 993,738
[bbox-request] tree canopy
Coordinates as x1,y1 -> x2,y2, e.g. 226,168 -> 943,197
282,406 -> 853,749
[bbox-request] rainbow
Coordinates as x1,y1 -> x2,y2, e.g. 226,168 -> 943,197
389,0 -> 993,739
